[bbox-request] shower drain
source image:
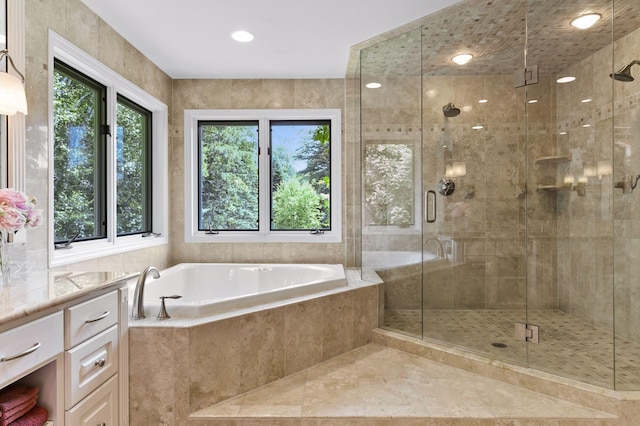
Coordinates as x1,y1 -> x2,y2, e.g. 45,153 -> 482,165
491,342 -> 508,348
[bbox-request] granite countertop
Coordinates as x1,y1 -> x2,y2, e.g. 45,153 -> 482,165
0,270 -> 140,328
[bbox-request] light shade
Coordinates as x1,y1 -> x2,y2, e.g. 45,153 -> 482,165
0,72 -> 27,115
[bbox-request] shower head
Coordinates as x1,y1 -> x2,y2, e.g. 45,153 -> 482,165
443,103 -> 460,117
610,60 -> 640,82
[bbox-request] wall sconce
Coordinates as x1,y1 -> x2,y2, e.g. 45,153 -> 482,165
597,160 -> 612,179
573,176 -> 587,196
0,49 -> 27,116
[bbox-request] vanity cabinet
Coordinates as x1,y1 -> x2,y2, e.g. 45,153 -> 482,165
0,312 -> 63,388
0,284 -> 130,425
64,291 -> 119,424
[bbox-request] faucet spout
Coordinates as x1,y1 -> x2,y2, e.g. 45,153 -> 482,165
131,266 -> 161,320
424,237 -> 446,259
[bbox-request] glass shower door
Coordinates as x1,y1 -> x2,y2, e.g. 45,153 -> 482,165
420,2 -> 529,365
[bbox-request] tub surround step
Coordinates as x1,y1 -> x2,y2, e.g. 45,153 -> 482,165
188,343 -> 617,425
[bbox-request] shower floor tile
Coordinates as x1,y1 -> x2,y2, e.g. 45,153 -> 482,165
190,343 -> 617,424
384,309 -> 640,389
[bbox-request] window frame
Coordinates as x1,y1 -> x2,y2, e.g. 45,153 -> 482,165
49,31 -> 168,267
184,109 -> 342,243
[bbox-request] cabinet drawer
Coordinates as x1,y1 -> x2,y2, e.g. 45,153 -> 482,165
65,291 -> 118,349
66,374 -> 118,426
65,325 -> 118,409
0,312 -> 63,388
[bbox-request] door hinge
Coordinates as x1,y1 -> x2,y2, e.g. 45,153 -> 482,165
515,322 -> 540,343
514,65 -> 538,87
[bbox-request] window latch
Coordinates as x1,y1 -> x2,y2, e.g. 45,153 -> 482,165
101,124 -> 112,136
141,232 -> 161,238
54,231 -> 80,250
310,229 -> 324,235
205,223 -> 219,235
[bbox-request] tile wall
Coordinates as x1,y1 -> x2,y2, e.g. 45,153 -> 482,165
129,285 -> 378,425
25,0 -> 172,272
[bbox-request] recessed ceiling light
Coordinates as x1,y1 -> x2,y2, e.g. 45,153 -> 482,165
528,99 -> 538,104
571,13 -> 602,29
581,98 -> 592,103
231,30 -> 254,42
365,82 -> 382,89
452,53 -> 473,65
478,99 -> 488,104
557,76 -> 576,83
471,125 -> 484,130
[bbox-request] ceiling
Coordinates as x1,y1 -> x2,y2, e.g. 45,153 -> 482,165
80,0 -> 462,79
359,0 -> 640,79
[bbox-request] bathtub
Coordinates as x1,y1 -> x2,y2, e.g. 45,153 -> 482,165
362,250 -> 442,271
129,263 -> 347,318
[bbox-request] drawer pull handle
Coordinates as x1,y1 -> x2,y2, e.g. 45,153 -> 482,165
85,311 -> 110,324
0,343 -> 41,362
95,358 -> 106,367
97,423 -> 106,426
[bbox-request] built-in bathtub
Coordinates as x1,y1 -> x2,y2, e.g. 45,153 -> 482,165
362,250 -> 452,310
129,263 -> 347,319
362,250 -> 445,271
127,263 -> 380,425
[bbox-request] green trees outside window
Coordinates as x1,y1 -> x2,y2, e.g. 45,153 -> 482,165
198,120 -> 331,232
53,60 -> 152,244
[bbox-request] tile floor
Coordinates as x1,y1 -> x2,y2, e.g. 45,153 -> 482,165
384,309 -> 640,389
190,343 -> 618,425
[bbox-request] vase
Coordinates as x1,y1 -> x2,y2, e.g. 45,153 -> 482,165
0,230 -> 10,286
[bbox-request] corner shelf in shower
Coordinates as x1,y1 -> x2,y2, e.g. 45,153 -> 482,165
535,155 -> 571,191
534,155 -> 571,165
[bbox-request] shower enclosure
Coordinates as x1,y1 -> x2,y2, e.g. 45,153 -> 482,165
358,0 -> 640,390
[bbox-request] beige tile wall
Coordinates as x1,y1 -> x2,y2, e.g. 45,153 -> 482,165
25,0 -> 358,271
25,0 -> 172,272
129,285 -> 378,425
169,79 -> 351,266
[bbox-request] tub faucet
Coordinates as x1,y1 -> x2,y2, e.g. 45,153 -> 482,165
131,266 -> 161,320
424,237 -> 446,259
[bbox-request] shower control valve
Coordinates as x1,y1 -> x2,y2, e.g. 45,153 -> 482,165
437,179 -> 456,196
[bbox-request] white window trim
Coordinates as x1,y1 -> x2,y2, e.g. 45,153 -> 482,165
48,31 -> 168,267
184,108 -> 342,243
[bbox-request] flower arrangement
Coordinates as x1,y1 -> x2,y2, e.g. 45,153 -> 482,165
0,188 -> 42,233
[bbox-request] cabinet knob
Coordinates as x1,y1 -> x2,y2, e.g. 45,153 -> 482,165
94,358 -> 106,367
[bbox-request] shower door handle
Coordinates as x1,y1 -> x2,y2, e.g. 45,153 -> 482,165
425,190 -> 436,223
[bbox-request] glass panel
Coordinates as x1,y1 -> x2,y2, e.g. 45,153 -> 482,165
612,0 -> 640,391
420,1 -> 528,364
270,120 -> 331,231
525,0 -> 617,389
198,121 -> 259,231
116,95 -> 152,236
53,61 -> 106,243
360,28 -> 423,338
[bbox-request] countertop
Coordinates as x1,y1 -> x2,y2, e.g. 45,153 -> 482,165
0,270 -> 139,328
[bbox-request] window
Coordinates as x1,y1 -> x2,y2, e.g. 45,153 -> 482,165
50,32 -> 168,267
185,109 -> 341,243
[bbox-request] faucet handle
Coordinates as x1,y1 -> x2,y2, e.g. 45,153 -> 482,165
157,295 -> 182,320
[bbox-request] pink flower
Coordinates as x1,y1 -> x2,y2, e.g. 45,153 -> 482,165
0,188 -> 42,233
